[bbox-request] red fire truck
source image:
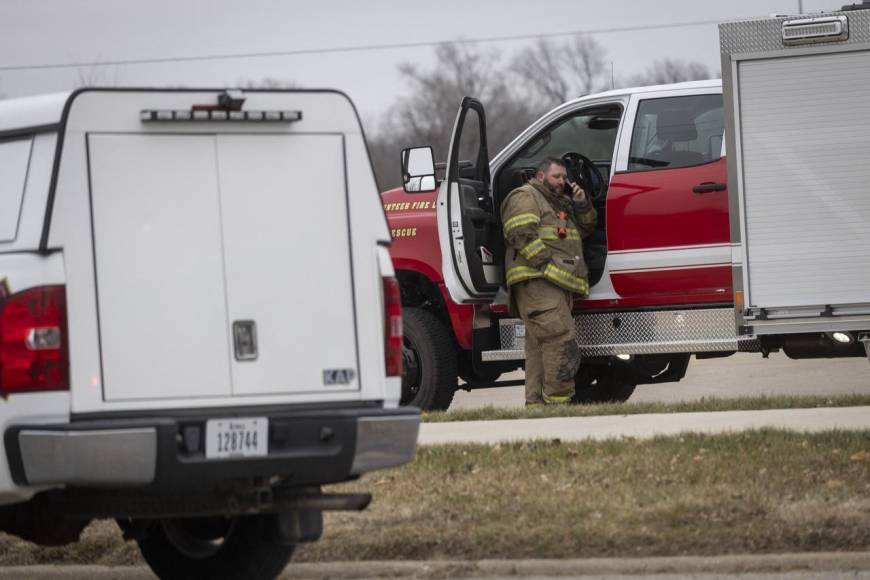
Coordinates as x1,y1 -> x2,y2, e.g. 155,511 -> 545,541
387,58 -> 870,409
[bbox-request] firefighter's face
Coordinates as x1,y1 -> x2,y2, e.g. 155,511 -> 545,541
538,163 -> 568,194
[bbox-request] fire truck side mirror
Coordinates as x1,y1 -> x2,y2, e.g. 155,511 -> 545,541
401,146 -> 436,193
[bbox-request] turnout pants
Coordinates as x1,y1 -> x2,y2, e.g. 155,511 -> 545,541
513,278 -> 581,405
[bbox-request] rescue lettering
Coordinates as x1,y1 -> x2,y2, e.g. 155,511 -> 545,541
391,228 -> 417,238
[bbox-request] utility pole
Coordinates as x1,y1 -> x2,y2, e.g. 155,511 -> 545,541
798,0 -> 803,13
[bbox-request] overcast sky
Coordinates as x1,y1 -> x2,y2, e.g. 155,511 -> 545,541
0,0 -> 850,128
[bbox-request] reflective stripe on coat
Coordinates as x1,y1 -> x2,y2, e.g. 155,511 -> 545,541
501,178 -> 596,297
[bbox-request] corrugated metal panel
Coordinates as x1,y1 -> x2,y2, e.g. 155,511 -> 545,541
738,50 -> 870,309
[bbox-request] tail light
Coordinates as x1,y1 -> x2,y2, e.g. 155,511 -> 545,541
382,277 -> 403,377
0,285 -> 69,395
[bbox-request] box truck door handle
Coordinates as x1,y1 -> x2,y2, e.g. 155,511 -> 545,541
233,320 -> 258,361
692,182 -> 726,194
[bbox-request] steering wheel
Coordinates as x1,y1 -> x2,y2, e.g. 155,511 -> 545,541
561,152 -> 606,204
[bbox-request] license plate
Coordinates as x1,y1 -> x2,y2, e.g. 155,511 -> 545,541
205,417 -> 268,459
515,325 -> 526,338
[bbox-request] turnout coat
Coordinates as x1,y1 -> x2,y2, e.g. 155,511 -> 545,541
500,178 -> 597,296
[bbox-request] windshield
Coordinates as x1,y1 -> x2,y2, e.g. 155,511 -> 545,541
510,107 -> 622,166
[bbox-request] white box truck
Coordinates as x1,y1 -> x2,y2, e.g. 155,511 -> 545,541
720,5 -> 870,358
0,88 -> 418,579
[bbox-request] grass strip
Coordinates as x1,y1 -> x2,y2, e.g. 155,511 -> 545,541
1,430 -> 868,564
423,394 -> 870,423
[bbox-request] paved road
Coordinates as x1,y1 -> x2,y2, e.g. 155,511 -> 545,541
464,571 -> 870,580
2,573 -> 866,580
2,570 -> 867,580
8,572 -> 867,580
4,552 -> 870,579
454,352 -> 869,410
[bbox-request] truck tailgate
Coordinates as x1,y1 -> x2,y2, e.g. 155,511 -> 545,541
88,132 -> 359,401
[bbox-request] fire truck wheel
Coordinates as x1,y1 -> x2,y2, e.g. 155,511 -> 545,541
401,307 -> 458,410
136,514 -> 295,580
572,365 -> 636,404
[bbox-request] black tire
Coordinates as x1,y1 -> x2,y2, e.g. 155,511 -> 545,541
401,307 -> 458,410
136,515 -> 294,580
573,365 -> 636,404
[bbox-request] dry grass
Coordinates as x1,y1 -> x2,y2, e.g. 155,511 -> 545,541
295,430 -> 870,561
0,520 -> 139,566
3,430 -> 867,565
423,394 -> 870,423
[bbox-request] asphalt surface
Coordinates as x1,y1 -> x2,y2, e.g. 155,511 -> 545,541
13,571 -> 862,580
4,551 -> 870,579
453,352 -> 869,410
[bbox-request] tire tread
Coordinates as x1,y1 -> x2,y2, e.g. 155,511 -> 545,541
402,307 -> 458,411
136,515 -> 294,580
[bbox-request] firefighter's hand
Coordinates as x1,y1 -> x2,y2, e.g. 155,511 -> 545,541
568,180 -> 587,204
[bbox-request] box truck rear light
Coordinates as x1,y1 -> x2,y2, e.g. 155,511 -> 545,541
140,109 -> 303,123
383,277 -> 403,377
0,286 -> 69,395
782,15 -> 848,45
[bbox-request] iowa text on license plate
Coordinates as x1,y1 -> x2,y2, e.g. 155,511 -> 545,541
205,417 -> 268,459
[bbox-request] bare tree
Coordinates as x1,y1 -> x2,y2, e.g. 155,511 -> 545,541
366,134 -> 403,192
389,43 -> 516,152
622,58 -> 715,87
370,43 -> 538,190
75,66 -> 121,88
236,77 -> 300,89
510,34 -> 608,110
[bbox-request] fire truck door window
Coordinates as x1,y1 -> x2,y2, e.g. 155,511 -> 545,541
497,107 -> 621,208
628,95 -> 723,172
456,110 -> 483,181
506,111 -> 619,176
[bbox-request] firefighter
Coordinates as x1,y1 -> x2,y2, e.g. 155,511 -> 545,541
501,157 -> 597,405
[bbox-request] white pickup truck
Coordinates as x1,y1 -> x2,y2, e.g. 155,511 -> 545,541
0,88 -> 418,579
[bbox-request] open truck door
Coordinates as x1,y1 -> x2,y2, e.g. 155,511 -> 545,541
435,97 -> 501,303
